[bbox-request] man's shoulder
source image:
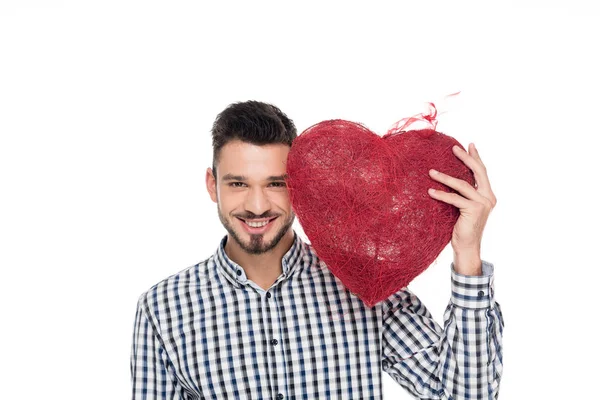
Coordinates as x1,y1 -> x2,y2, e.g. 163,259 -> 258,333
297,241 -> 350,286
136,255 -> 214,313
300,240 -> 322,264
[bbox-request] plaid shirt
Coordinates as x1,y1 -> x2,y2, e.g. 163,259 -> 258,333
131,231 -> 503,399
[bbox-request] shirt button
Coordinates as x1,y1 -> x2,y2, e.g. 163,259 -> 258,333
267,292 -> 271,298
271,339 -> 278,345
276,394 -> 284,400
478,290 -> 485,297
236,269 -> 242,276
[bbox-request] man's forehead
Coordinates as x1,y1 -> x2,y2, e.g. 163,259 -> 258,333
220,140 -> 289,155
217,140 -> 290,180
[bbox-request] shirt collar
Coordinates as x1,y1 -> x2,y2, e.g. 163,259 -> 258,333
214,230 -> 304,287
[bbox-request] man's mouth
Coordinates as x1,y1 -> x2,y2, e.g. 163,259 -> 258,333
237,216 -> 278,231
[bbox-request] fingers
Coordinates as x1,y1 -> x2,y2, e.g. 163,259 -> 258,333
427,187 -> 471,209
428,168 -> 491,206
452,143 -> 497,206
452,144 -> 490,191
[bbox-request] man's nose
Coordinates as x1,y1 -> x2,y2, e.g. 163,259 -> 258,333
244,186 -> 271,215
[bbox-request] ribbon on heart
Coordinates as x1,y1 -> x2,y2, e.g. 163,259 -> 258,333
286,103 -> 475,307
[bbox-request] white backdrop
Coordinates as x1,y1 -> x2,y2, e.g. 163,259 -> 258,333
1,1 -> 598,399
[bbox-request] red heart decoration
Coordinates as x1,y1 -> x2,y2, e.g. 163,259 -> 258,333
286,120 -> 475,307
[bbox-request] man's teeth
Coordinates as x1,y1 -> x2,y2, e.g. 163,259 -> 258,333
246,220 -> 270,228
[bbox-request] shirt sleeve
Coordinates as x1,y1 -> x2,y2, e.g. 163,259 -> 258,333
131,295 -> 187,400
380,260 -> 504,399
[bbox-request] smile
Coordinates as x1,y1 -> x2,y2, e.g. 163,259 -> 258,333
246,220 -> 270,228
237,217 -> 278,233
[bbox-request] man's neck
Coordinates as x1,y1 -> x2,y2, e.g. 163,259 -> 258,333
224,229 -> 295,290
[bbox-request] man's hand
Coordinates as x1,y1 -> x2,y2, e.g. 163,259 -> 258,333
427,143 -> 497,276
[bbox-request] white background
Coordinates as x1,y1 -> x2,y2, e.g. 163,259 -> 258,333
1,1 -> 598,399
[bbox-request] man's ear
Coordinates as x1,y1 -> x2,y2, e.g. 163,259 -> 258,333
205,167 -> 218,203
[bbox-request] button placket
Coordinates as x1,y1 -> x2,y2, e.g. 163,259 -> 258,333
263,289 -> 287,399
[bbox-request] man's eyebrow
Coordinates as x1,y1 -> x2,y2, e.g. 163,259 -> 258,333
222,174 -> 247,181
221,174 -> 288,182
266,174 -> 288,181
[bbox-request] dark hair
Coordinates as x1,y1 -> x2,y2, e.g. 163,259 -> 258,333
211,100 -> 297,175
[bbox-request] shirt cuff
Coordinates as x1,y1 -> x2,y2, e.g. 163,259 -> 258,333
450,260 -> 495,309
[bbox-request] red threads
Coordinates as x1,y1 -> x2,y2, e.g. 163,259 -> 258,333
286,108 -> 474,307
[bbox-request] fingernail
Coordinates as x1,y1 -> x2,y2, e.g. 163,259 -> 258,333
430,169 -> 438,175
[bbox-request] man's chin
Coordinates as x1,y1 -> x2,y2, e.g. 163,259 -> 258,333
231,238 -> 268,255
233,225 -> 291,255
220,213 -> 294,255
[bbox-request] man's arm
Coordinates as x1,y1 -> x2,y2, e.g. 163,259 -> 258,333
381,260 -> 504,399
131,295 -> 186,400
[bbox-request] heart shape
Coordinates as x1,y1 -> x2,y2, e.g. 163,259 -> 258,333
286,120 -> 475,307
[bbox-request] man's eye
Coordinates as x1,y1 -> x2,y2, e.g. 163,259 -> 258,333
229,182 -> 246,188
269,182 -> 287,188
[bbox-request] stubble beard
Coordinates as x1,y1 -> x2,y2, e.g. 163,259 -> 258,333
217,203 -> 295,255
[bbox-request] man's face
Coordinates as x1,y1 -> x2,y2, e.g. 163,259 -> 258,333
206,140 -> 295,255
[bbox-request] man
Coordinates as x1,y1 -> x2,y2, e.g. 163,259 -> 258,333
131,100 -> 504,399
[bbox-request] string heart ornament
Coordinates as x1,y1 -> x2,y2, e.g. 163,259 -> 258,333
285,102 -> 475,307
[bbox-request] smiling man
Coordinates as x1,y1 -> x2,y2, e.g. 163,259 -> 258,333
210,140 -> 295,289
131,100 -> 504,400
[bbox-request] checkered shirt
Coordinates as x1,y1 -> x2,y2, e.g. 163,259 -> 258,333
131,231 -> 503,399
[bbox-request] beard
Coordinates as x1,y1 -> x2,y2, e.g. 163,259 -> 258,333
217,205 -> 295,255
